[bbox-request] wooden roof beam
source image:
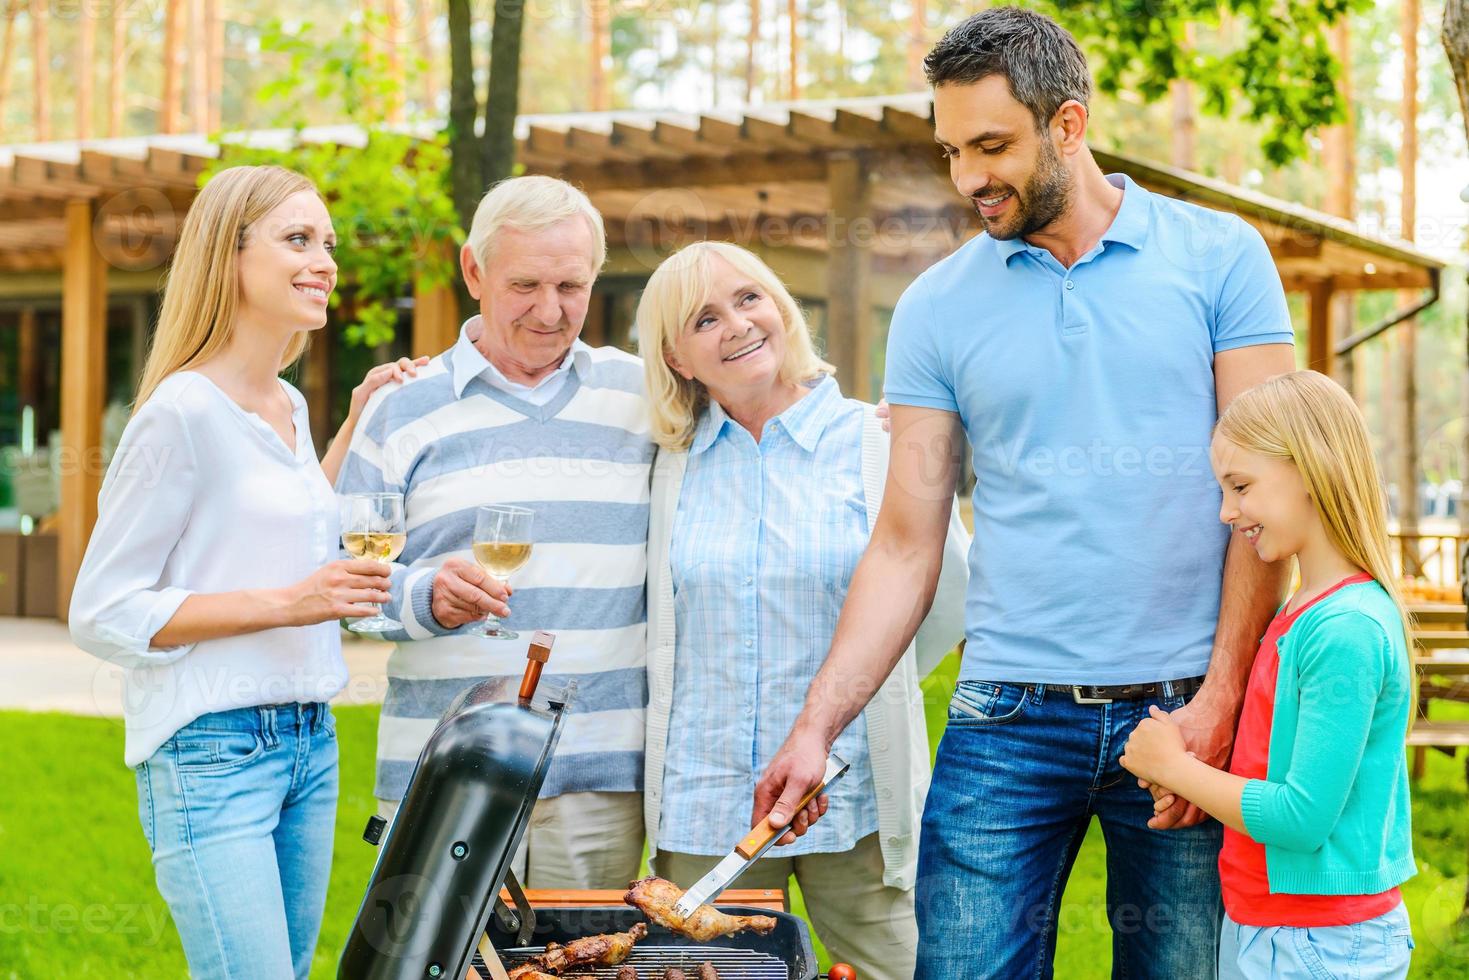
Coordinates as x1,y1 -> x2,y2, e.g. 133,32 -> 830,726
740,115 -> 807,151
10,156 -> 95,198
567,127 -> 643,163
652,120 -> 720,157
789,110 -> 866,149
0,197 -> 66,220
697,116 -> 747,148
525,125 -> 572,158
144,148 -> 206,187
609,121 -> 683,159
0,248 -> 66,271
881,104 -> 936,143
833,108 -> 889,145
563,150 -> 829,192
1266,235 -> 1324,259
1280,269 -> 1432,292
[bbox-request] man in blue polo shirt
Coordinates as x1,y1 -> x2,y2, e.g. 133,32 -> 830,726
755,8 -> 1295,978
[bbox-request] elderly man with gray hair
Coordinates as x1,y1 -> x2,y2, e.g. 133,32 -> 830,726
336,175 -> 653,888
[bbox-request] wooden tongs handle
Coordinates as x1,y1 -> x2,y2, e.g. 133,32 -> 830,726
735,779 -> 828,860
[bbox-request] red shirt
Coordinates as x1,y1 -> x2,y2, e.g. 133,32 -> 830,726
1218,572 -> 1402,927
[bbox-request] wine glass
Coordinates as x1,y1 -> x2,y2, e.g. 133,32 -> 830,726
341,492 -> 407,633
467,505 -> 533,640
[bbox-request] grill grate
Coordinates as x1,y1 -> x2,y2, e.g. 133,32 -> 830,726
476,944 -> 791,979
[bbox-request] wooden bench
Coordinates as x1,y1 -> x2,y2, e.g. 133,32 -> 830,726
1406,721 -> 1469,749
1409,603 -> 1467,628
1410,652 -> 1469,779
1413,630 -> 1469,651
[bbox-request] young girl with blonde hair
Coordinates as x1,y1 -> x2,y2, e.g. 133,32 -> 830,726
1122,369 -> 1416,979
70,164 -> 423,978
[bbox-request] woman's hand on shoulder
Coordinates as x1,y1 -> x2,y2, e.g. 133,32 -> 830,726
348,356 -> 429,424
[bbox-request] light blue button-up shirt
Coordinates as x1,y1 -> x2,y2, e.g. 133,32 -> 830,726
658,375 -> 879,856
884,173 -> 1294,687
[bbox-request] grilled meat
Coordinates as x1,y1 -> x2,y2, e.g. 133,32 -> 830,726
506,922 -> 647,976
624,876 -> 778,942
697,964 -> 720,980
506,966 -> 558,980
617,967 -> 639,980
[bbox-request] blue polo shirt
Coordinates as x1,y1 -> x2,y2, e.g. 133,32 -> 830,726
884,174 -> 1293,685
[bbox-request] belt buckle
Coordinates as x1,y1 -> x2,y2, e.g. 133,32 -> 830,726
1072,686 -> 1113,705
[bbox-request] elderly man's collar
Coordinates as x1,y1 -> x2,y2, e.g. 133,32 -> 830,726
449,315 -> 592,399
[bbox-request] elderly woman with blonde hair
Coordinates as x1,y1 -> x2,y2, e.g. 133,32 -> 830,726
637,241 -> 969,979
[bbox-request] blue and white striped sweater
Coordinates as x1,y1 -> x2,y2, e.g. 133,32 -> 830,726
336,334 -> 655,800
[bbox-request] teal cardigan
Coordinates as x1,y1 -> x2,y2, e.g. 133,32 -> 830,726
1239,579 -> 1417,895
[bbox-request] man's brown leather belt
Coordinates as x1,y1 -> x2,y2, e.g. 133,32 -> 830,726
1028,675 -> 1207,705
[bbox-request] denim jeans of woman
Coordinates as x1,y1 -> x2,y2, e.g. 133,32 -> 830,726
134,702 -> 338,979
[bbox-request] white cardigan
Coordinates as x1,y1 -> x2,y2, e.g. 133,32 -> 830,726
644,404 -> 970,889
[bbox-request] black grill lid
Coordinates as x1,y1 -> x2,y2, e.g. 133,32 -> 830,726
338,669 -> 574,980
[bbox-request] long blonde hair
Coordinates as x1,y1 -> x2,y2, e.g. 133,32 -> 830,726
1215,370 -> 1414,654
635,241 -> 835,451
134,165 -> 322,412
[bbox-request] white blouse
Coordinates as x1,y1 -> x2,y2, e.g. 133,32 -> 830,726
69,371 -> 348,767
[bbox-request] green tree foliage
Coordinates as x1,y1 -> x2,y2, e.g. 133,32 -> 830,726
202,14 -> 461,348
1024,0 -> 1366,165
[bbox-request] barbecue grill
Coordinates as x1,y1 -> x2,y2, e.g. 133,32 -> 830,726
479,905 -> 816,979
339,634 -> 835,980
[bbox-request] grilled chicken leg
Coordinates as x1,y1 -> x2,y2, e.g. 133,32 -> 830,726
506,922 -> 647,977
624,876 -> 778,942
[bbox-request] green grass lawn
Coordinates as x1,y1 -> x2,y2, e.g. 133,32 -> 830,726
2,658 -> 1466,978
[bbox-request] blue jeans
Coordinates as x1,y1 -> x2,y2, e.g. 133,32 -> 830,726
135,703 -> 339,979
1219,903 -> 1414,980
915,681 -> 1223,980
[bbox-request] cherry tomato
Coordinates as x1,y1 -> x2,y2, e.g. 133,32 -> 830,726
828,965 -> 857,980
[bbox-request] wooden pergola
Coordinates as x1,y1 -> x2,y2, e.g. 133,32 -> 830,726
0,94 -> 1449,617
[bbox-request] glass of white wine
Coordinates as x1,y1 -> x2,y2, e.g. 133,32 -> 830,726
341,492 -> 407,633
467,504 -> 533,640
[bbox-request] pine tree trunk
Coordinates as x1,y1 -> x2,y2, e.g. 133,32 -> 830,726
1169,24 -> 1196,170
1444,0 -> 1469,643
189,0 -> 208,130
787,0 -> 799,100
161,0 -> 182,133
385,0 -> 404,124
109,1 -> 125,136
447,0 -> 480,235
590,0 -> 609,111
1444,0 -> 1469,150
2,3 -> 19,131
482,0 -> 525,184
1399,0 -> 1421,575
78,0 -> 95,137
29,0 -> 48,140
206,0 -> 222,132
418,9 -> 435,117
745,0 -> 760,102
907,0 -> 926,91
1321,18 -> 1355,387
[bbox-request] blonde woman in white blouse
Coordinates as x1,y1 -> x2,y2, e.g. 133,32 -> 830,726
70,165 -> 424,980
